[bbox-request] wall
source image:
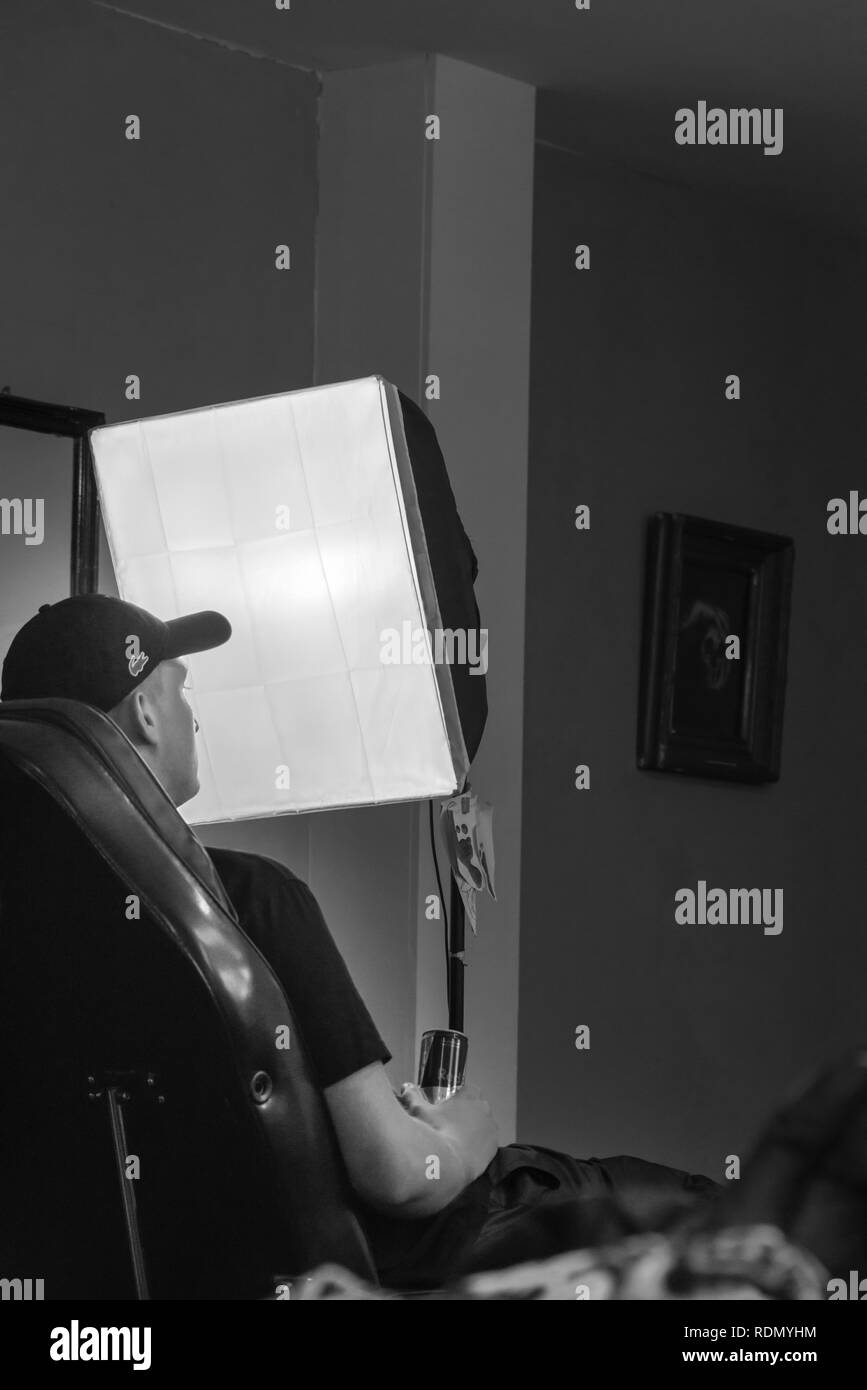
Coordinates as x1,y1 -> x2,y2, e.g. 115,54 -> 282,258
0,1 -> 414,1079
0,0 -> 316,420
0,429 -> 74,661
1,0 -> 317,660
418,57 -> 535,1141
315,57 -> 536,1126
312,57 -> 431,1087
518,137 -> 867,1181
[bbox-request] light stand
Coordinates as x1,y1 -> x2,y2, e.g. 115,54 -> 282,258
448,868 -> 466,1033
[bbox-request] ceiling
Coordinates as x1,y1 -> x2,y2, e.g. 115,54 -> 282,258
88,0 -> 867,232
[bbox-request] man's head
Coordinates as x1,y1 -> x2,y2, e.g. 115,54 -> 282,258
107,656 -> 200,806
0,594 -> 232,808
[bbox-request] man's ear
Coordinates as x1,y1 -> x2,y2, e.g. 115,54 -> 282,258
127,685 -> 160,746
112,676 -> 160,747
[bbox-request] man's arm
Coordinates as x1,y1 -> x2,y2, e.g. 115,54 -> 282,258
324,1061 -> 500,1218
206,850 -> 497,1214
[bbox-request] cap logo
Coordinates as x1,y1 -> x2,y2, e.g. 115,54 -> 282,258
125,634 -> 149,678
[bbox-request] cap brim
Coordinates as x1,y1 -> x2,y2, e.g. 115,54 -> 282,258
163,610 -> 232,659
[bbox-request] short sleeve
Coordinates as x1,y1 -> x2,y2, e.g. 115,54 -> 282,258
206,847 -> 392,1090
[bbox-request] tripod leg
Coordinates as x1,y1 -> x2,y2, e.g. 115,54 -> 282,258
105,1085 -> 150,1301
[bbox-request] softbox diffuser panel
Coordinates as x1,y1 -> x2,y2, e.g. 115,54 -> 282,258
90,377 -> 470,824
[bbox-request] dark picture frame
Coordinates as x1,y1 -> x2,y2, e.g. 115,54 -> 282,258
637,513 -> 794,783
0,390 -> 104,595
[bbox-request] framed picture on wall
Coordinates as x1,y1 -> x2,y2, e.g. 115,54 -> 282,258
637,513 -> 794,783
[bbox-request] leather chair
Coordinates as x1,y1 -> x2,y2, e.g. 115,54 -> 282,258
0,698 -> 380,1300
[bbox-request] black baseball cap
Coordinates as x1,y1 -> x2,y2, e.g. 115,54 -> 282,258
0,594 -> 232,712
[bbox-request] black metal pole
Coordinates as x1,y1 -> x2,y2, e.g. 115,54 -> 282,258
448,869 -> 466,1032
71,432 -> 101,595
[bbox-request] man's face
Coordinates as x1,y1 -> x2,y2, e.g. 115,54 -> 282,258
153,658 -> 200,806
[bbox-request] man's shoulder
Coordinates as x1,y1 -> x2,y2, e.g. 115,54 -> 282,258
205,845 -> 307,900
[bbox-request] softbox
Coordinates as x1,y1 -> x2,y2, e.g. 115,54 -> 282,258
90,377 -> 487,824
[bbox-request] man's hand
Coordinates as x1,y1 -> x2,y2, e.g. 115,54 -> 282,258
395,1080 -> 500,1185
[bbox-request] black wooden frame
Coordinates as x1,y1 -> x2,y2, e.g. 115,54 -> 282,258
0,391 -> 105,595
637,512 -> 794,783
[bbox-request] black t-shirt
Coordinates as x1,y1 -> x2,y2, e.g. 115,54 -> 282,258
204,846 -> 496,1283
206,847 -> 392,1090
206,846 -> 446,1276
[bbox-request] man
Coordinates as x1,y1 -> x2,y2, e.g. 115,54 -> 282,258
0,594 -> 719,1290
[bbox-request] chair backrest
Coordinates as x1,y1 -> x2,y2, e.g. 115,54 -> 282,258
0,698 -> 378,1298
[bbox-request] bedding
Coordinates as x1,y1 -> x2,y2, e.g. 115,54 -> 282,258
273,1049 -> 867,1301
276,1224 -> 826,1300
